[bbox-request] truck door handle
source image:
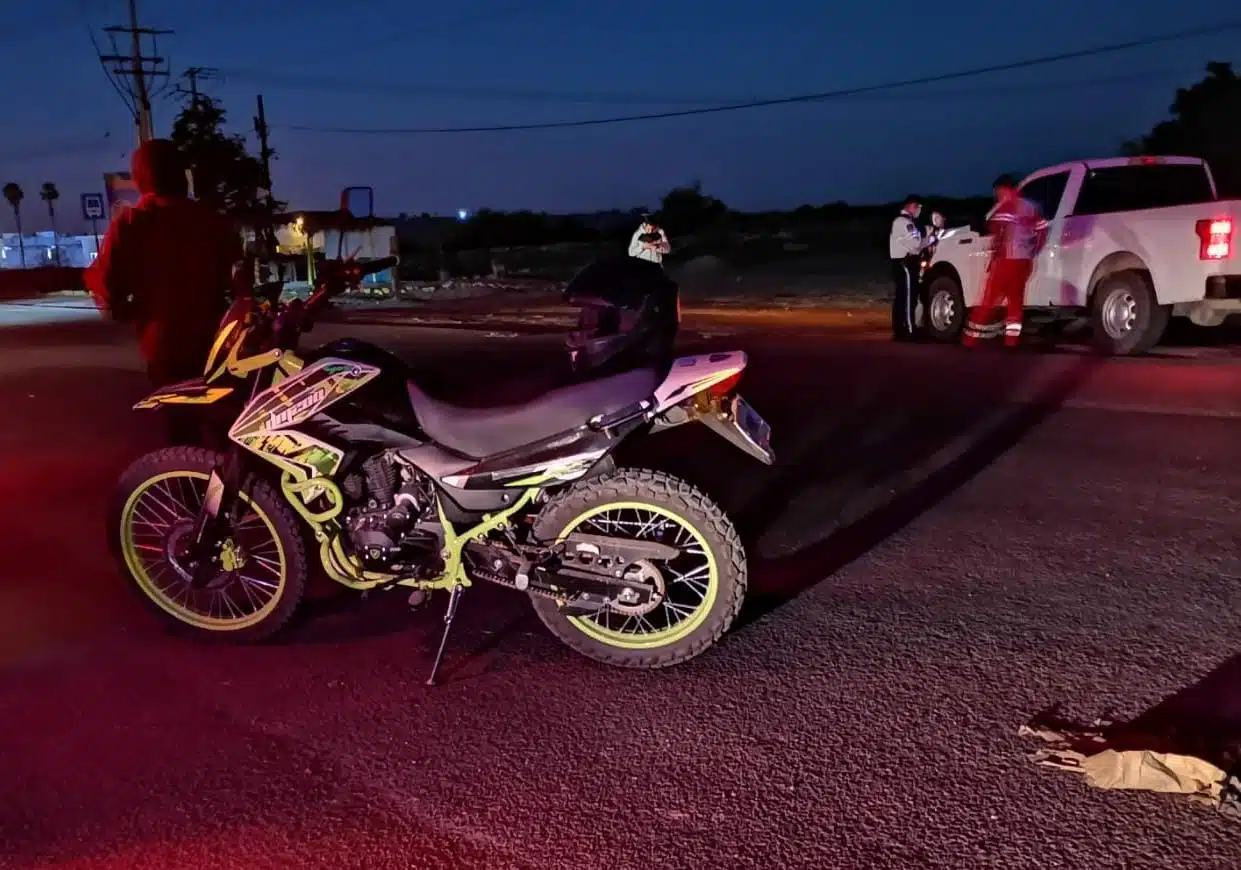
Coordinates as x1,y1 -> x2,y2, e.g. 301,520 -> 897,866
958,238 -> 973,245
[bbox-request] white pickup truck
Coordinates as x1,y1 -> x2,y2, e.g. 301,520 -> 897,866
922,156 -> 1241,354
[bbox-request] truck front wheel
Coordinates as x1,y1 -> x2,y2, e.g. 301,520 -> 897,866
924,273 -> 967,343
1090,270 -> 1169,356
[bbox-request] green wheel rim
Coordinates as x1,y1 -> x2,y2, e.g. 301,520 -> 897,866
120,470 -> 287,631
558,500 -> 719,650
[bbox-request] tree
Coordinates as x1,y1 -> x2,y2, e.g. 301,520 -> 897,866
3,182 -> 25,267
1122,62 -> 1241,196
40,182 -> 60,265
658,181 -> 729,235
169,91 -> 278,215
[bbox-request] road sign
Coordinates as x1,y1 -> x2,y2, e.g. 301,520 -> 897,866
81,193 -> 105,221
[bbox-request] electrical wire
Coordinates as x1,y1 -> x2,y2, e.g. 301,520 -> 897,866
284,21 -> 1241,134
88,26 -> 139,118
228,66 -> 1195,108
0,133 -> 117,166
222,67 -> 751,107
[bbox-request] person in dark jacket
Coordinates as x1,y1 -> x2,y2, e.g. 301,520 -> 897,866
85,139 -> 241,445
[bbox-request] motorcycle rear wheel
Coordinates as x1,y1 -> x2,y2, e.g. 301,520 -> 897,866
530,468 -> 747,669
108,446 -> 308,643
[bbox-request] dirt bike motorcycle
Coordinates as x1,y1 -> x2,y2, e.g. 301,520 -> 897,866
109,255 -> 774,683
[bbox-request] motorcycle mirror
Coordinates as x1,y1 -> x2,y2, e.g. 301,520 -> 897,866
340,186 -> 374,219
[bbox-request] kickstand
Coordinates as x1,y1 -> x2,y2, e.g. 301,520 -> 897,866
425,582 -> 466,687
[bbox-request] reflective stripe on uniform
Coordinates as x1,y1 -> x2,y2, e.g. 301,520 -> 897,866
965,320 -> 1003,337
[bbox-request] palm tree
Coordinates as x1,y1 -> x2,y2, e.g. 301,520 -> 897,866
3,183 -> 24,267
40,182 -> 60,265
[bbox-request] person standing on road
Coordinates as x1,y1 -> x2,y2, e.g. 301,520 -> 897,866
888,195 -> 938,341
85,138 -> 241,445
962,175 -> 1048,349
628,213 -> 671,264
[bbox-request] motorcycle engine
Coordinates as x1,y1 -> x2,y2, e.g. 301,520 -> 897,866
341,453 -> 440,573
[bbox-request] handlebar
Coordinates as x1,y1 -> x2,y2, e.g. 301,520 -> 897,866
301,255 -> 399,321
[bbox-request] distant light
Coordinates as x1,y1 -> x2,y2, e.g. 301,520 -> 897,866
457,208 -> 469,221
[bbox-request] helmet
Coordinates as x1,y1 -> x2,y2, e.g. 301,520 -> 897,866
563,256 -> 679,377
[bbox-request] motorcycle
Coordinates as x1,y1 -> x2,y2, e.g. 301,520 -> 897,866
108,255 -> 775,683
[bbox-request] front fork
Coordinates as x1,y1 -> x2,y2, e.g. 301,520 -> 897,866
188,447 -> 249,588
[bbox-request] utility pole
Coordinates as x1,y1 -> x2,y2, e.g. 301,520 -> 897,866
182,66 -> 219,104
253,95 -> 274,202
252,94 -> 278,267
95,0 -> 172,145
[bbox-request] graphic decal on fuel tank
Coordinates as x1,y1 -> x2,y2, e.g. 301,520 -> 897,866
229,358 -> 381,441
234,429 -> 347,479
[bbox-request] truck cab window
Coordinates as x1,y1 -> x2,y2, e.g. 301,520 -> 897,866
1073,164 -> 1215,216
1018,171 -> 1070,221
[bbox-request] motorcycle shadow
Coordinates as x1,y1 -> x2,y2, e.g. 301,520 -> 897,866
625,344 -> 1106,632
281,572 -> 542,669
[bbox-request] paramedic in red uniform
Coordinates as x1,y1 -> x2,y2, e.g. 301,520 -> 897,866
85,138 -> 241,444
962,174 -> 1048,348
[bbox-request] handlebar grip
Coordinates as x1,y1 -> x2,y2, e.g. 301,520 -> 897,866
359,256 -> 399,277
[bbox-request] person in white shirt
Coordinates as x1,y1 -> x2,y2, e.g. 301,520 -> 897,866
888,195 -> 939,341
628,214 -> 671,264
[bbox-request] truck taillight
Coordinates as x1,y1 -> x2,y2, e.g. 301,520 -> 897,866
1196,218 -> 1233,260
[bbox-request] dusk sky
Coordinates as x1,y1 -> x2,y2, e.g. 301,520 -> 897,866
2,0 -> 1239,232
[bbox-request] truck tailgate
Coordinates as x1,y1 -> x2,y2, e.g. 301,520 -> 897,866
1083,200 -> 1241,305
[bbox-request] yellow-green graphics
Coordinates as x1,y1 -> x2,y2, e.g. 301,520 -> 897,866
233,429 -> 346,479
230,359 -> 381,440
203,317 -> 243,377
133,384 -> 233,409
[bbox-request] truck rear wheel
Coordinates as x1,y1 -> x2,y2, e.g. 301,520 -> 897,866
1090,270 -> 1168,356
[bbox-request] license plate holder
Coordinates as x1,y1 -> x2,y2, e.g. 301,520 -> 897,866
724,395 -> 774,464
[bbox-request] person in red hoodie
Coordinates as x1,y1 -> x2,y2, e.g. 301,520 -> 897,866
86,139 -> 241,444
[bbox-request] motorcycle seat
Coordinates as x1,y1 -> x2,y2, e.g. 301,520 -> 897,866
406,367 -> 660,460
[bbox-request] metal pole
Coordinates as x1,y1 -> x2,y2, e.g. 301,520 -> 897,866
252,94 -> 278,265
128,0 -> 152,143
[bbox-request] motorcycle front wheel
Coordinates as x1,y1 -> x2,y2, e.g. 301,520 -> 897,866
530,468 -> 747,669
108,446 -> 308,643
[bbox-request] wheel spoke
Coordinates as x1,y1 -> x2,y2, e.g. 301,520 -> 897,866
123,471 -> 285,630
566,505 -> 714,640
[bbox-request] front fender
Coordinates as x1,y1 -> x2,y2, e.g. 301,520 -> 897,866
133,377 -> 234,410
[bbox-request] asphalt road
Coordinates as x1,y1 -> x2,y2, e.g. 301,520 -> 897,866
2,306 -> 1241,869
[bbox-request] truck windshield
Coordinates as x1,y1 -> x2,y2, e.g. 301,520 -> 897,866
1073,163 -> 1216,216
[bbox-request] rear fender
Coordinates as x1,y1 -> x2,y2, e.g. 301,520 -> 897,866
652,351 -> 747,412
133,378 -> 234,410
648,351 -> 774,464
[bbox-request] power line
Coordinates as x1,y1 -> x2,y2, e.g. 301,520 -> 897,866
285,21 -> 1241,135
0,67 -> 1187,169
222,67 -> 750,107
0,132 -> 117,166
226,66 -> 1194,109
